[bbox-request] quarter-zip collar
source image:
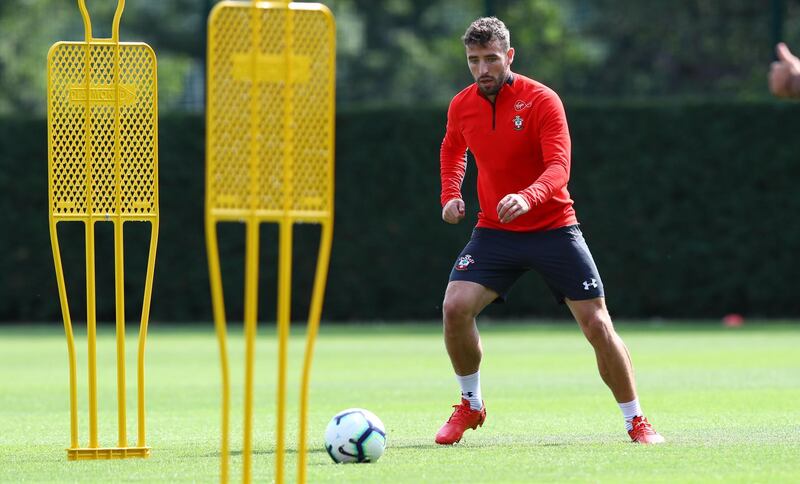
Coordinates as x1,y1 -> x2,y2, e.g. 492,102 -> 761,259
476,73 -> 515,130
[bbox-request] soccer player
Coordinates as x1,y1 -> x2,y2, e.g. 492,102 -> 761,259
435,17 -> 664,445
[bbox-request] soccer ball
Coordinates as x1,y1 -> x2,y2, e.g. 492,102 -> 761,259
324,408 -> 386,463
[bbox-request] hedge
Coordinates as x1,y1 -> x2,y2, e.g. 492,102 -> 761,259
2,101 -> 800,323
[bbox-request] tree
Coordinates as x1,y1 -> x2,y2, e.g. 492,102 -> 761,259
567,0 -> 791,98
0,0 -> 794,116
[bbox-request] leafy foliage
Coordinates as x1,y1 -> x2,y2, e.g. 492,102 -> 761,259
1,0 -> 798,115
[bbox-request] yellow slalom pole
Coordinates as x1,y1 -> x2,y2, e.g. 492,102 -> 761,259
297,221 -> 333,483
112,6 -> 127,446
243,219 -> 260,484
79,0 -> 99,452
206,220 -> 230,484
299,7 -> 335,479
138,8 -> 159,450
86,221 -> 98,449
137,219 -> 158,450
50,220 -> 79,451
276,4 -> 295,482
114,220 -> 127,448
242,0 -> 263,480
276,219 -> 293,484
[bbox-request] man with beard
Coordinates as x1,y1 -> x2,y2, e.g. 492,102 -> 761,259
436,16 -> 665,446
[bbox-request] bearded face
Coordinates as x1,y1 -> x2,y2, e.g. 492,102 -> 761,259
466,40 -> 514,98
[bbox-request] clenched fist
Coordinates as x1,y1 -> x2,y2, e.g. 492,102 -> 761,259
442,198 -> 466,224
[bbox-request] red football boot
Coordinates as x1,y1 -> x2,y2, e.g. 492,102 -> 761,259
628,415 -> 665,444
435,398 -> 486,445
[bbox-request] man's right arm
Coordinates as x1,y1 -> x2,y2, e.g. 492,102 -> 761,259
440,100 -> 468,224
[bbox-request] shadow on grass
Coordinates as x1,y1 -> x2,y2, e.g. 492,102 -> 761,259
203,447 -> 326,458
203,439 -> 453,460
203,436 -> 607,461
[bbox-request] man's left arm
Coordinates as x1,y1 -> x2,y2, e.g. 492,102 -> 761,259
497,92 -> 571,223
518,92 -> 571,207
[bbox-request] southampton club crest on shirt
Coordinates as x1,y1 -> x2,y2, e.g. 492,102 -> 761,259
513,115 -> 524,131
455,254 -> 475,271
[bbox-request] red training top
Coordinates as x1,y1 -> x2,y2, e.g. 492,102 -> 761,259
440,72 -> 577,232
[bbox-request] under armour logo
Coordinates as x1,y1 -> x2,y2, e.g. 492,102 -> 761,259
582,279 -> 598,290
463,391 -> 474,397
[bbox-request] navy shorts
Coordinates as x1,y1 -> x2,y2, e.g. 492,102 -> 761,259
448,225 -> 604,304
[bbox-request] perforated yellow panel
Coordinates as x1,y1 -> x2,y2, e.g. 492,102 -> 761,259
207,2 -> 334,221
206,3 -> 335,483
47,1 -> 160,460
48,42 -> 158,220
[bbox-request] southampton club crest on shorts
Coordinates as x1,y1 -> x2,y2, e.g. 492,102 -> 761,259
513,115 -> 524,131
455,254 -> 475,271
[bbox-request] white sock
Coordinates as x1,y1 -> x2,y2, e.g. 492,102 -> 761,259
456,371 -> 482,410
619,398 -> 642,431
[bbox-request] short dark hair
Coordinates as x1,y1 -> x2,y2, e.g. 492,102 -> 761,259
462,17 -> 510,51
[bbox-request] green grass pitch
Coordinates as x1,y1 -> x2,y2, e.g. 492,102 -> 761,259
1,321 -> 799,482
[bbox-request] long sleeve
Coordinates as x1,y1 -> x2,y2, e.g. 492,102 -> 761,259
441,74 -> 576,232
440,101 -> 468,207
517,92 -> 571,207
